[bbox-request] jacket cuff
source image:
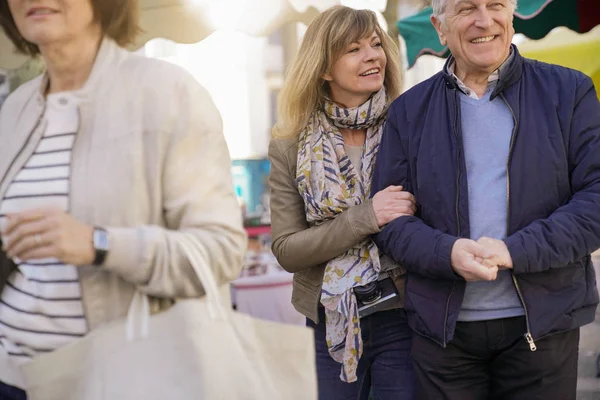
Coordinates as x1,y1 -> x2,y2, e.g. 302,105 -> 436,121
504,234 -> 529,274
435,234 -> 461,280
103,226 -> 154,284
347,200 -> 381,238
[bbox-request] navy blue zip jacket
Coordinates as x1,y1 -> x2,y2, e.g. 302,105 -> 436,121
371,46 -> 600,348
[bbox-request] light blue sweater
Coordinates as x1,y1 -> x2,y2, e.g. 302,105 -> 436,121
457,87 -> 525,322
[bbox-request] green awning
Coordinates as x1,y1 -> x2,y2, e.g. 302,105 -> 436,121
398,0 -> 600,67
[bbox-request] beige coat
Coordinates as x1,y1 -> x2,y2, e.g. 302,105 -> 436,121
0,38 -> 247,332
269,136 -> 406,323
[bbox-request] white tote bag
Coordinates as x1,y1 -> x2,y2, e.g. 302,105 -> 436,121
21,234 -> 318,400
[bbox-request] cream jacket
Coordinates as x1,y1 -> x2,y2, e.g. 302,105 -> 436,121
0,38 -> 247,336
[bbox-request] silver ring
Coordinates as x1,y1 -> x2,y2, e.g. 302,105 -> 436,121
34,234 -> 42,246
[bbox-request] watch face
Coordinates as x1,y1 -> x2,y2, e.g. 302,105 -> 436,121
94,229 -> 109,252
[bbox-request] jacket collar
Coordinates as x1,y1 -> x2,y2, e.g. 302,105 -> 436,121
442,44 -> 524,99
34,37 -> 121,105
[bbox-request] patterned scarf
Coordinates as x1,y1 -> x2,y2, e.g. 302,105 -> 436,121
296,87 -> 388,382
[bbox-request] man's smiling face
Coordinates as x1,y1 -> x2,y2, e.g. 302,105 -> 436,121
431,0 -> 515,75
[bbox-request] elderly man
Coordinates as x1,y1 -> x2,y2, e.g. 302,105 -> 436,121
371,0 -> 600,398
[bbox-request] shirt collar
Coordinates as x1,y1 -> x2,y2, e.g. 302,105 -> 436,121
446,48 -> 514,99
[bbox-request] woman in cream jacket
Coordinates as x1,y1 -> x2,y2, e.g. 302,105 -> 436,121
0,0 -> 246,397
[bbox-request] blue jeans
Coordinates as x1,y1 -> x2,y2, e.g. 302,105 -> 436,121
307,307 -> 415,400
0,381 -> 26,400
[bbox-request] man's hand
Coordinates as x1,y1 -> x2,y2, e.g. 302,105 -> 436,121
477,237 -> 513,270
451,238 -> 498,282
2,208 -> 95,266
372,185 -> 417,227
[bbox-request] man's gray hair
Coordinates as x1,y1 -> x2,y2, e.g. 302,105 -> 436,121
431,0 -> 518,20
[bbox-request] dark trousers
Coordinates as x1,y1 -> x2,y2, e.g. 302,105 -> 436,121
307,307 -> 415,400
411,316 -> 579,400
0,381 -> 26,400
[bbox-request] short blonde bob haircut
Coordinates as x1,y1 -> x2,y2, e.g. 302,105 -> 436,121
273,5 -> 403,138
0,0 -> 141,56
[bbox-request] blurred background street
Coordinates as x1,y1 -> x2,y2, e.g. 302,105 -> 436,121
579,254 -> 600,400
578,322 -> 600,400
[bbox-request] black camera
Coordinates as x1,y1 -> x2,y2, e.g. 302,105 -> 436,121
353,273 -> 399,318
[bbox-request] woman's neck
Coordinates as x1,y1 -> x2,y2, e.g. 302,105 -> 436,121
340,128 -> 366,146
40,26 -> 103,94
332,94 -> 370,109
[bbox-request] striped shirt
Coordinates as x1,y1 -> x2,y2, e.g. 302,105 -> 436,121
0,92 -> 88,364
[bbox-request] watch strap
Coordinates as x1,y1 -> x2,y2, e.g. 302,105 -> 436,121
92,227 -> 109,266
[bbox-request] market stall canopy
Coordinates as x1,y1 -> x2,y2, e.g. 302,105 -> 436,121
398,0 -> 600,67
0,0 -> 388,70
519,25 -> 600,99
227,0 -> 387,39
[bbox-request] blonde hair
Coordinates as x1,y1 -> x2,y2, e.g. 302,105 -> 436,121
273,5 -> 403,138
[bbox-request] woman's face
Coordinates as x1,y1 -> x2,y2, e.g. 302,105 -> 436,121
8,0 -> 98,49
324,31 -> 387,108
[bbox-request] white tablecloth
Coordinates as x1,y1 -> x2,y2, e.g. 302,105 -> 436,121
231,271 -> 305,326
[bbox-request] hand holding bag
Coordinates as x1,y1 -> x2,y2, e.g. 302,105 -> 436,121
22,233 -> 318,400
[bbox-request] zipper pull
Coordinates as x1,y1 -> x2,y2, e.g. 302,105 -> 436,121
524,333 -> 537,352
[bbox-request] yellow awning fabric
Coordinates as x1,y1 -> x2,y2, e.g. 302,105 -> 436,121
518,26 -> 600,100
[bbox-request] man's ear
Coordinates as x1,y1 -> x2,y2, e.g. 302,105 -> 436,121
430,15 -> 448,47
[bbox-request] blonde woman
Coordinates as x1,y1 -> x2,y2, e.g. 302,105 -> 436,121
269,6 -> 416,399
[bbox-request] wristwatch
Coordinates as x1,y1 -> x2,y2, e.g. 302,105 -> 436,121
92,227 -> 109,266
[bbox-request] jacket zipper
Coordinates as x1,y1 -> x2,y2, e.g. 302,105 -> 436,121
443,90 -> 461,347
71,107 -> 90,332
501,93 -> 537,352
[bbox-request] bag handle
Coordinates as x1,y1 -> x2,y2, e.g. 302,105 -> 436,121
126,233 -> 229,340
178,233 -> 228,319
